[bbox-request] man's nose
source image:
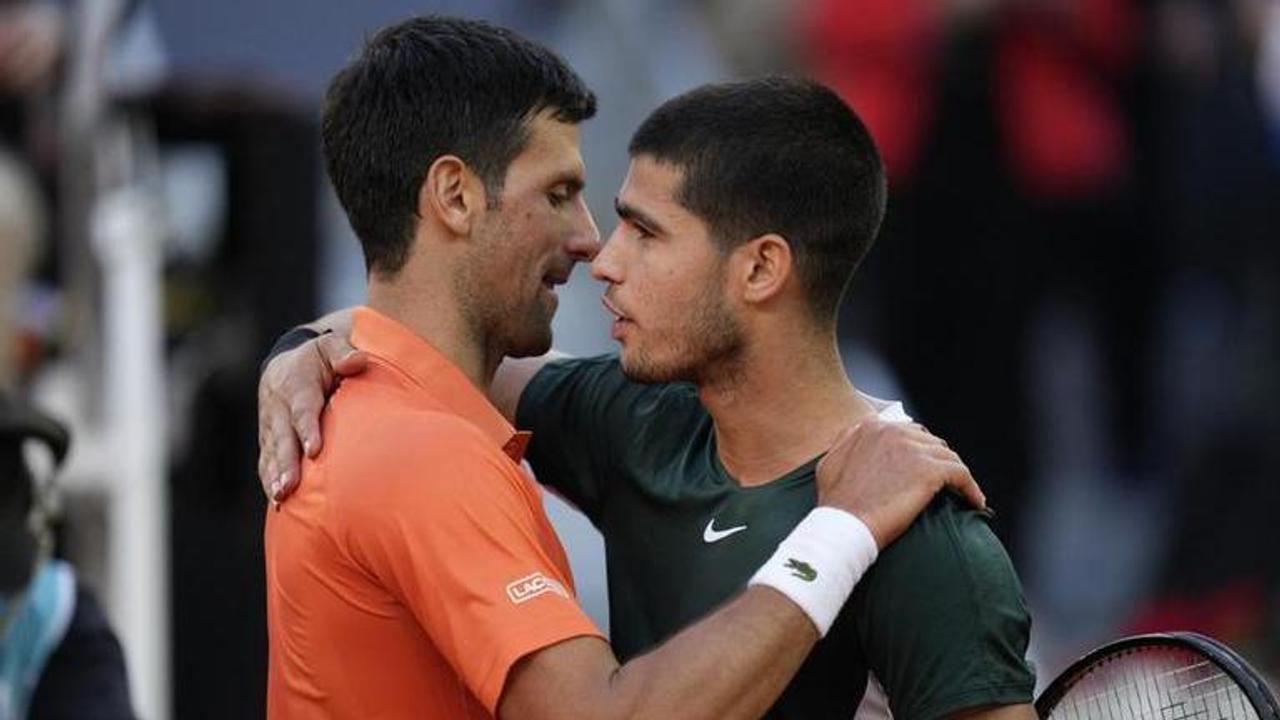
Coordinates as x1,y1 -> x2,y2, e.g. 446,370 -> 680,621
567,199 -> 601,262
590,224 -> 624,283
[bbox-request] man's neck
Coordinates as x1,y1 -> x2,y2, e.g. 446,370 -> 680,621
366,276 -> 500,392
698,332 -> 876,487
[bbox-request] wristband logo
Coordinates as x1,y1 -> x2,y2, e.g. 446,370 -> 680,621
506,572 -> 569,605
784,558 -> 817,582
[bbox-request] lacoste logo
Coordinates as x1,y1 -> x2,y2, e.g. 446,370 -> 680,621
506,572 -> 568,605
785,558 -> 817,582
702,518 -> 748,543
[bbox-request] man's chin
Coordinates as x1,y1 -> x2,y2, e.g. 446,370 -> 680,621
618,351 -> 686,385
506,327 -> 553,358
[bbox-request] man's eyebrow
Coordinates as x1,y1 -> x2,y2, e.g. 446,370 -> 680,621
547,170 -> 585,193
614,199 -> 666,235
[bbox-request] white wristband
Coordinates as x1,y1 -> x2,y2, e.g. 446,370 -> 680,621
748,507 -> 878,636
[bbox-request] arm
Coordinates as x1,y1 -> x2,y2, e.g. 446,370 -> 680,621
517,620 -> 1039,720
257,307 -> 364,502
257,308 -> 569,502
500,587 -> 816,720
505,611 -> 1042,720
950,704 -> 1037,720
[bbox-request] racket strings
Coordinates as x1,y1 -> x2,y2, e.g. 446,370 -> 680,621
1065,661 -> 1217,707
1049,649 -> 1259,720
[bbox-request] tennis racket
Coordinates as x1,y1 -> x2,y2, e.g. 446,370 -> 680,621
1037,632 -> 1279,720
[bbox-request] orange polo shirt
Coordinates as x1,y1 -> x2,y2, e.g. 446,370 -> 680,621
265,307 -> 602,719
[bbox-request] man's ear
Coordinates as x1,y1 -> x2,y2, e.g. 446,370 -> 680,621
733,233 -> 793,305
419,155 -> 489,236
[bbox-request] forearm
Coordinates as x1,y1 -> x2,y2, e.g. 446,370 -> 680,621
605,509 -> 883,718
950,703 -> 1037,720
501,586 -> 818,720
503,509 -> 880,719
607,585 -> 817,719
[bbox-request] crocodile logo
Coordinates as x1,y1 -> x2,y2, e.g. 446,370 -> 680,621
784,558 -> 817,582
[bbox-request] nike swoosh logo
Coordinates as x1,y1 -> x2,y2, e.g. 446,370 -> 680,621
703,518 -> 748,543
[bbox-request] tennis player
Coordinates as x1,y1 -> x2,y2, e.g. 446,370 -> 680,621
263,16 -> 985,720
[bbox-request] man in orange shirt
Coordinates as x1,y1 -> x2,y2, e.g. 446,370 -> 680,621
265,16 -> 983,719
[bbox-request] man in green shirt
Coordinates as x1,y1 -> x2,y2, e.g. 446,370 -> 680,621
260,77 -> 1036,720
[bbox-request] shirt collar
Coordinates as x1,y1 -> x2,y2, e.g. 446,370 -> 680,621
351,307 -> 529,463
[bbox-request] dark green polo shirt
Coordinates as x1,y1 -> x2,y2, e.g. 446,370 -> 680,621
517,355 -> 1035,720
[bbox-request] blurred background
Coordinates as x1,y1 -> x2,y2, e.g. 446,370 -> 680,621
0,0 -> 1277,717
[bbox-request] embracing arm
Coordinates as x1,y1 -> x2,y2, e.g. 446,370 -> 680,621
949,704 -> 1037,720
257,307 -> 362,501
540,632 -> 1040,720
501,585 -> 815,720
256,307 -> 571,501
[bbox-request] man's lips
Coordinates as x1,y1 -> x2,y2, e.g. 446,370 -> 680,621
601,296 -> 628,322
602,296 -> 633,340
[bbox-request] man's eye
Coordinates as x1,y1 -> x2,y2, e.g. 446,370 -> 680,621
548,189 -> 571,207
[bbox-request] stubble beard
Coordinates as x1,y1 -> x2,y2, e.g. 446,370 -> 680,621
506,298 -> 555,358
457,290 -> 553,366
458,211 -> 558,358
620,280 -> 745,386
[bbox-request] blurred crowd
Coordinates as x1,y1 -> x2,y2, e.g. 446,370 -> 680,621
794,0 -> 1280,679
0,0 -> 1276,718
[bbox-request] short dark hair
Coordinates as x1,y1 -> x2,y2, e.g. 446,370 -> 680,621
629,76 -> 886,323
322,16 -> 596,276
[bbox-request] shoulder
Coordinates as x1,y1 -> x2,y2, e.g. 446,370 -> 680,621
852,496 -> 1035,719
325,405 -> 520,511
321,408 -> 545,573
333,401 -> 499,464
851,493 -> 1031,654
865,494 -> 1023,599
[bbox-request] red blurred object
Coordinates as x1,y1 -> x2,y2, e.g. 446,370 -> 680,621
802,0 -> 942,184
802,0 -> 1138,198
13,329 -> 43,382
1126,578 -> 1268,648
996,0 -> 1140,199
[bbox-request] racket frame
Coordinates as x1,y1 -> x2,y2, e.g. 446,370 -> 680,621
1035,632 -> 1279,720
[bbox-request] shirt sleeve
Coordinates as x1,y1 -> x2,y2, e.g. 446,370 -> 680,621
852,495 -> 1036,720
337,412 -> 604,714
515,355 -> 650,520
